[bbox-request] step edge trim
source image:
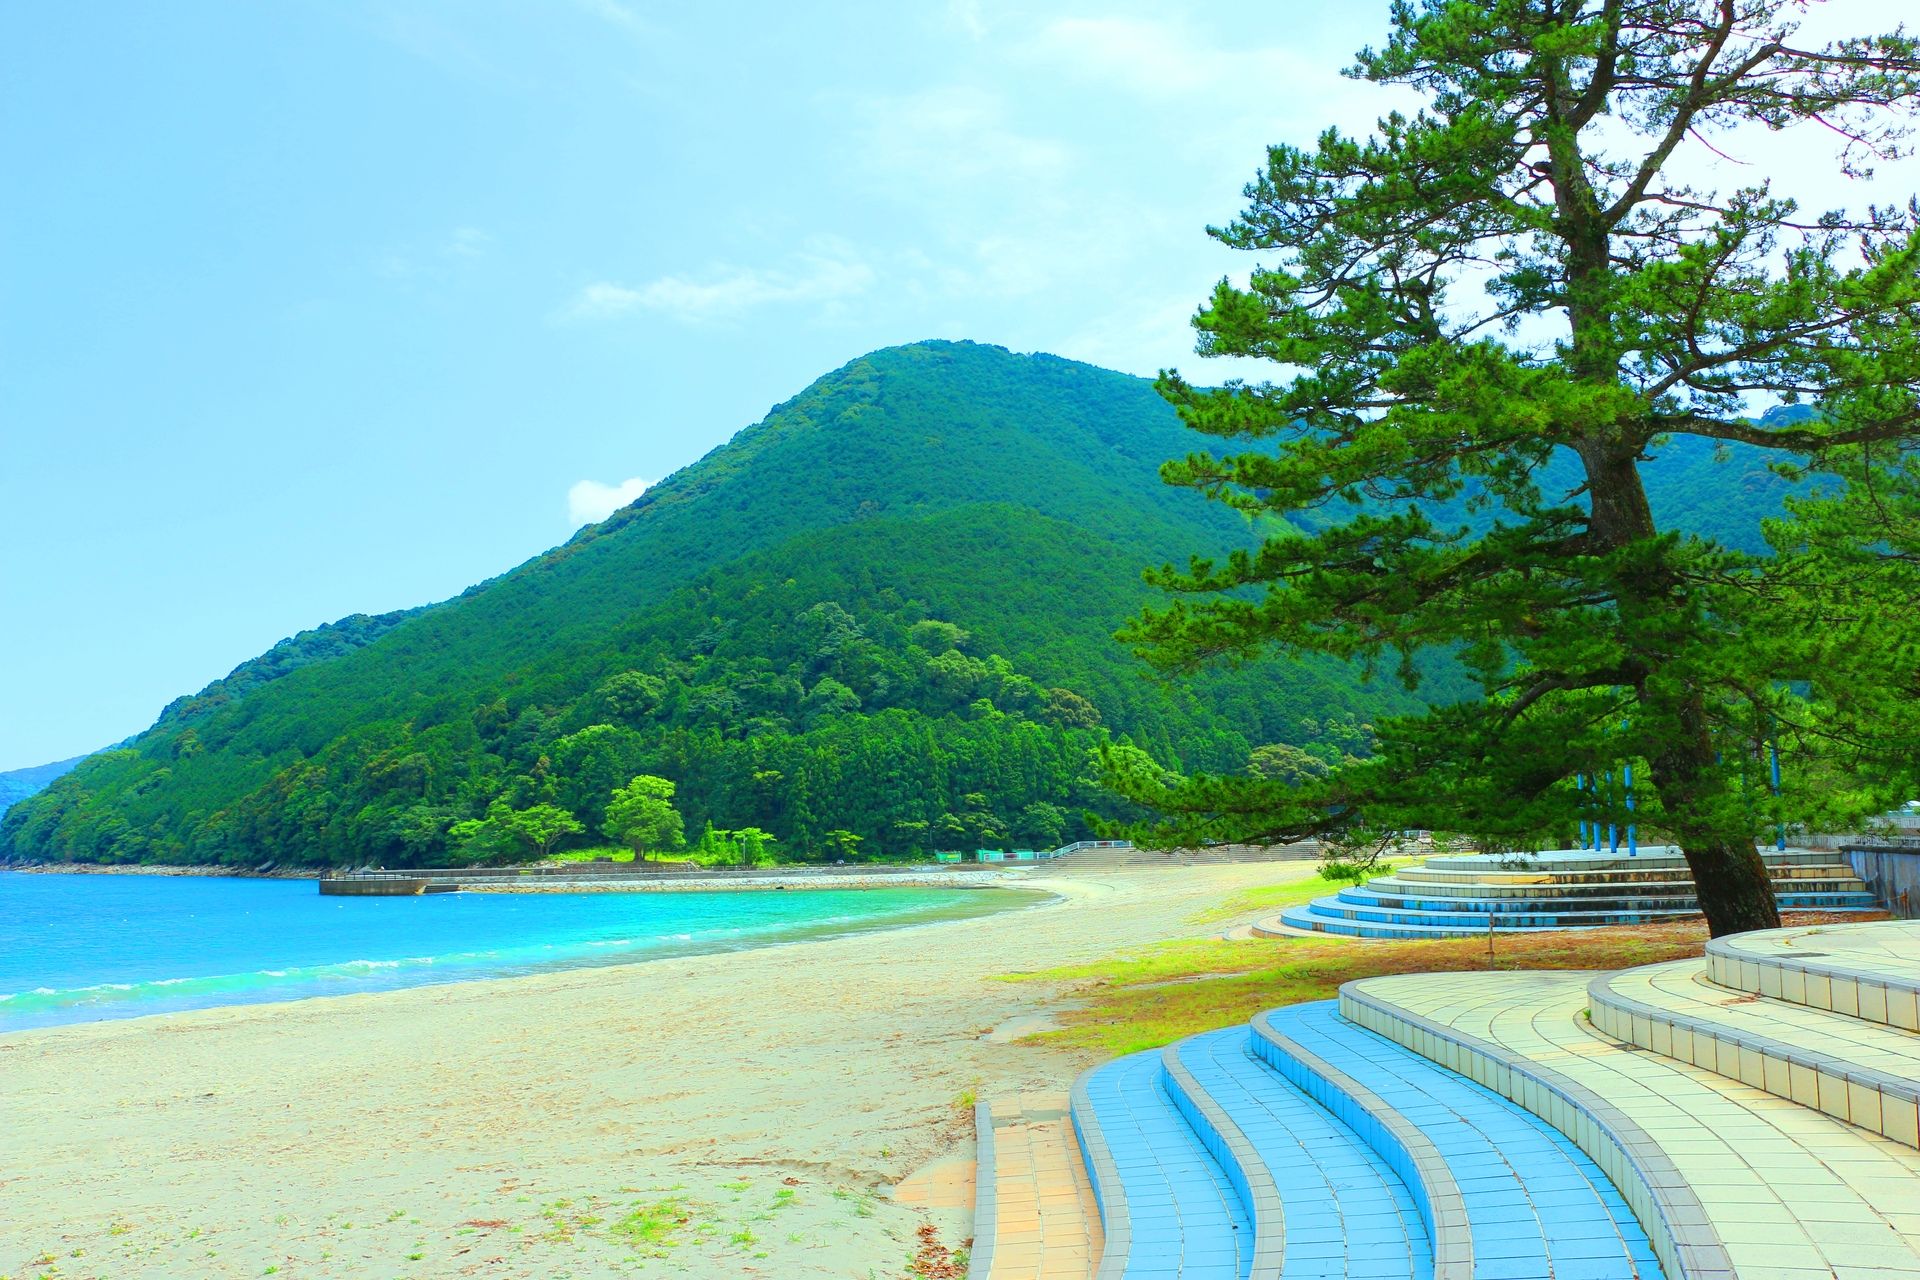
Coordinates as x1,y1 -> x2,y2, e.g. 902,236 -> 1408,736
1069,1066 -> 1131,1280
1160,1038 -> 1285,1280
972,1098 -> 998,1280
1249,1010 -> 1473,1280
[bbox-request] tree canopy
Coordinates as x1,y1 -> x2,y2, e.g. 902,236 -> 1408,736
604,775 -> 686,858
1113,0 -> 1920,935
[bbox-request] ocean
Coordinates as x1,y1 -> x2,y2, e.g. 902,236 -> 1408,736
0,872 -> 1025,1031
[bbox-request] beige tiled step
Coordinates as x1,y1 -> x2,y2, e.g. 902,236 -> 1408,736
1342,969 -> 1920,1280
974,1092 -> 1103,1280
1589,959 -> 1920,1148
1394,865 -> 1857,888
1706,920 -> 1920,1030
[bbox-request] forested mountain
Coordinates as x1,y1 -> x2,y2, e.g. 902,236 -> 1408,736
1,341 -> 1805,868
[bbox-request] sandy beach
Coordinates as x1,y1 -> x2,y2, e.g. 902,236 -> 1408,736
2,862 -> 1313,1280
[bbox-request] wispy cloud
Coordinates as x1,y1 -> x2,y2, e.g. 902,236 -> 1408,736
1028,17 -> 1316,103
375,226 -> 494,283
560,243 -> 873,325
855,85 -> 1070,189
445,226 -> 492,259
568,476 -> 653,526
566,281 -> 647,320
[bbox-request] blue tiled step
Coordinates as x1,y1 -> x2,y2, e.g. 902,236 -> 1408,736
1336,888 -> 1701,914
1319,897 -> 1703,926
1165,1026 -> 1433,1280
1271,903 -> 1670,939
1071,1047 -> 1252,1278
1252,1002 -> 1662,1280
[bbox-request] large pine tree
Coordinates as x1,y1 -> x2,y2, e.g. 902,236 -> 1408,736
1114,0 -> 1920,934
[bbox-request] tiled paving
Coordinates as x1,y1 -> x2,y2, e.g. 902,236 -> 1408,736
1071,1049 -> 1252,1278
1343,968 -> 1920,1280
977,1092 -> 1103,1280
1170,1026 -> 1431,1280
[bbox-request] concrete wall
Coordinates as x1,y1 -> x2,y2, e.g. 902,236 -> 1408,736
1843,848 -> 1920,918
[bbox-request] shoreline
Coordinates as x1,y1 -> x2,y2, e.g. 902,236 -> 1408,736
460,869 -> 1038,892
1,861 -> 1314,1279
2,860 -> 318,879
3,875 -> 1052,1036
2,860 -> 1038,890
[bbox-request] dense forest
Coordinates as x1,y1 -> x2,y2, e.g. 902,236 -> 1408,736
0,343 -> 1804,868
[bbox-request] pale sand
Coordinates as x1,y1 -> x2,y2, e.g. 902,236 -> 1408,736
1,862 -> 1316,1280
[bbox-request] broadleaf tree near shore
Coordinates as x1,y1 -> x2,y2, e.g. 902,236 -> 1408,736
1107,0 -> 1920,935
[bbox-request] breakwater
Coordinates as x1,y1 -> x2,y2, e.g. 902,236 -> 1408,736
321,863 -> 1034,894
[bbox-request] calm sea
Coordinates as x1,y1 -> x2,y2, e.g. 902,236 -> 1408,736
0,873 -> 1026,1031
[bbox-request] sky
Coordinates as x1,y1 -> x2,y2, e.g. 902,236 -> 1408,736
2,0 -> 1915,770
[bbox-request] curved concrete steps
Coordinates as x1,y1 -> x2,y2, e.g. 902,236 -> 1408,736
1705,920 -> 1920,1028
996,923 -> 1920,1280
1166,1026 -> 1432,1280
1071,1049 -> 1252,1278
1265,847 -> 1879,940
1342,969 -> 1920,1280
1587,959 -> 1920,1148
1253,1003 -> 1659,1280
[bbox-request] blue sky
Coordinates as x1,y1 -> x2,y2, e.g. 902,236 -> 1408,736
2,0 -> 1914,769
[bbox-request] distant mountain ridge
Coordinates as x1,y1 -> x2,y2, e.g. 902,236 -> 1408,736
3,341 -> 1810,868
0,754 -> 96,815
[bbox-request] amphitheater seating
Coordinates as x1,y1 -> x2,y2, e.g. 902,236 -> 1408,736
976,919 -> 1920,1280
1261,846 -> 1877,939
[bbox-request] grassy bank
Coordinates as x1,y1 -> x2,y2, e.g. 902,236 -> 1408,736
1000,909 -> 1884,1057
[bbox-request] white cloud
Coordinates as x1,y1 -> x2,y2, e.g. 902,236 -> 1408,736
568,476 -> 653,525
567,281 -> 647,320
854,85 -> 1070,189
560,244 -> 873,325
946,0 -> 985,38
445,226 -> 492,258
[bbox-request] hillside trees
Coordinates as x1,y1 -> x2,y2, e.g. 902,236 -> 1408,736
1115,0 -> 1920,934
5,577 -> 1286,867
605,775 -> 686,859
448,801 -> 583,864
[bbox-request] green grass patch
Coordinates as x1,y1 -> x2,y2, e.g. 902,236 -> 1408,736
544,846 -> 635,863
1003,921 -> 1725,1058
1185,871 -> 1337,925
614,1198 -> 693,1253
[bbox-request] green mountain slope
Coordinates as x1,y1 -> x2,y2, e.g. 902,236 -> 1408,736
3,341 -> 1802,868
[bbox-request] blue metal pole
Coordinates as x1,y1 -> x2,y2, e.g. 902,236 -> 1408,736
1625,763 -> 1636,856
1770,739 -> 1784,850
1576,773 -> 1587,848
1608,769 -> 1618,854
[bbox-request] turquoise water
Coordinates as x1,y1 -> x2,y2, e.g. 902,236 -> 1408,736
0,873 -> 1024,1031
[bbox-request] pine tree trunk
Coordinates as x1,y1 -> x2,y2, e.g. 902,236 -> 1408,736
1646,701 -> 1783,936
1575,425 -> 1784,937
1677,839 -> 1782,937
